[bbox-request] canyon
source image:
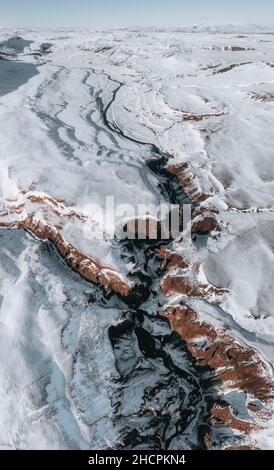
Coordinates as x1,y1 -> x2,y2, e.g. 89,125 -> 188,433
0,27 -> 274,450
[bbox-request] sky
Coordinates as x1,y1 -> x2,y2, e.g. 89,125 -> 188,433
0,0 -> 273,28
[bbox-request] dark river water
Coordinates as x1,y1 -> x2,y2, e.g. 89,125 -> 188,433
0,36 -> 38,98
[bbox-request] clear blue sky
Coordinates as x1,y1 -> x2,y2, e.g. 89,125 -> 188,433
0,0 -> 273,28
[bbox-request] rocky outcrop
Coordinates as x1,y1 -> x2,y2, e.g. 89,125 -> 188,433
0,51 -> 9,60
191,212 -> 221,236
165,162 -> 211,202
160,302 -> 274,448
156,245 -> 190,271
0,192 -> 132,297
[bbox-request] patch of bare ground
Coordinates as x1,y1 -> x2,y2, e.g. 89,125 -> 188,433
166,162 -> 211,202
160,302 -> 274,447
249,92 -> 274,103
223,46 -> 255,52
0,192 -> 132,296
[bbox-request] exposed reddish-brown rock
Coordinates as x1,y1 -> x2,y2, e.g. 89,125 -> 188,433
204,432 -> 212,450
224,446 -> 261,450
160,302 -> 274,446
158,148 -> 274,448
0,192 -> 132,297
161,273 -> 226,298
156,239 -> 227,300
165,162 -> 211,202
191,207 -> 221,235
23,217 -> 131,296
204,433 -> 260,451
192,214 -> 221,235
122,217 -> 164,240
0,51 -> 9,60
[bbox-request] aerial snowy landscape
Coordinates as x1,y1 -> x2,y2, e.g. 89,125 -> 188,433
0,25 -> 274,450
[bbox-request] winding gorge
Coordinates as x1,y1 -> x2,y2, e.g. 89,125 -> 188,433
0,28 -> 274,450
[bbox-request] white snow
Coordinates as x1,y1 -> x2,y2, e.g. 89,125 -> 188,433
1,26 -> 274,449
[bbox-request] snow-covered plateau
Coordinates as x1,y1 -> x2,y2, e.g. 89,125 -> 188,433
0,26 -> 274,450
